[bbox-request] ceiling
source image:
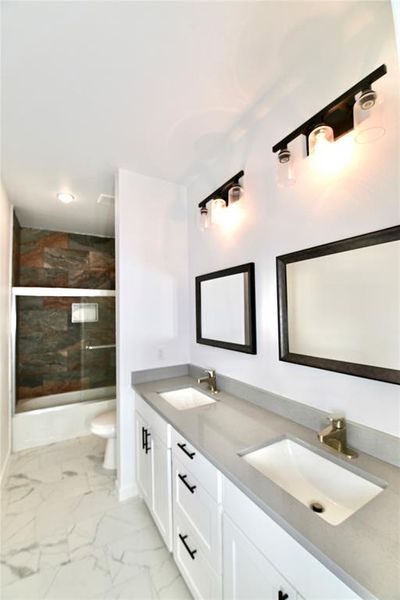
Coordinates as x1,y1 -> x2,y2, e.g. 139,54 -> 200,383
1,1 -> 391,236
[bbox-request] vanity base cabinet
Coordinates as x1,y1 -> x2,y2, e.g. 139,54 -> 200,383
223,515 -> 297,600
135,395 -> 363,600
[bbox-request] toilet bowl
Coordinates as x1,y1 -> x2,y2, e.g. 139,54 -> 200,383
90,409 -> 116,469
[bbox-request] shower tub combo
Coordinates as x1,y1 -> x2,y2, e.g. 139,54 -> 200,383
11,286 -> 116,450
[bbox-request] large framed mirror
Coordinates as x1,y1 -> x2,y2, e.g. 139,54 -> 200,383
276,226 -> 400,384
196,263 -> 256,354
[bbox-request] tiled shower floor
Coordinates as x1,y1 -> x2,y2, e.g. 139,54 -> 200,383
0,436 -> 191,599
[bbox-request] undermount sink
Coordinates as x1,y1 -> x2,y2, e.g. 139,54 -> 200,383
241,438 -> 384,526
159,387 -> 216,411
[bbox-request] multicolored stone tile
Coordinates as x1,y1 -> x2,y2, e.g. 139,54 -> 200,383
15,226 -> 115,290
19,267 -> 68,287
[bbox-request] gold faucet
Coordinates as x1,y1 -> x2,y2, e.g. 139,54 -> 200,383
197,369 -> 219,394
318,416 -> 358,459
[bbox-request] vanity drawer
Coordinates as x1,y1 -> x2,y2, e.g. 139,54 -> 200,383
173,456 -> 221,567
171,428 -> 220,500
174,507 -> 220,600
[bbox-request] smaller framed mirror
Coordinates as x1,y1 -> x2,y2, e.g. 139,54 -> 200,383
196,263 -> 257,354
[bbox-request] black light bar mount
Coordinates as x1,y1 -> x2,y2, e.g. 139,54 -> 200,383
272,64 -> 387,156
198,170 -> 244,209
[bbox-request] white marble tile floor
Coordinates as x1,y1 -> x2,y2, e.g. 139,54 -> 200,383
1,435 -> 191,600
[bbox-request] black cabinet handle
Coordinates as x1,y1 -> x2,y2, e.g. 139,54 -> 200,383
141,426 -> 146,450
177,442 -> 196,460
178,473 -> 197,494
145,429 -> 151,454
179,534 -> 197,560
278,592 -> 289,600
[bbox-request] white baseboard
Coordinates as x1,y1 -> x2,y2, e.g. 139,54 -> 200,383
0,448 -> 11,487
117,482 -> 138,501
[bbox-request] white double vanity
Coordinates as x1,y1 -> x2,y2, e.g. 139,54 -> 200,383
132,382 -> 394,600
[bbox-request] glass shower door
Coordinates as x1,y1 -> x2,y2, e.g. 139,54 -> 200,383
14,291 -> 116,412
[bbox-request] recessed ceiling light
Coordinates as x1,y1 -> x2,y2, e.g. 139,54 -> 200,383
57,192 -> 76,204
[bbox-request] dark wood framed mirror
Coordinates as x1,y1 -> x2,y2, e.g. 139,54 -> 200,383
276,226 -> 400,385
196,263 -> 257,354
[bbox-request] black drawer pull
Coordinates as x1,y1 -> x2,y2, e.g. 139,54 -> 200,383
141,426 -> 146,450
278,592 -> 288,600
145,429 -> 151,454
178,473 -> 197,494
177,442 -> 196,460
179,534 -> 197,560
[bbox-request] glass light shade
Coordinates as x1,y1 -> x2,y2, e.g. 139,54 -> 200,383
308,124 -> 334,156
228,184 -> 243,205
211,198 -> 226,225
277,149 -> 296,187
198,207 -> 210,232
354,89 -> 385,144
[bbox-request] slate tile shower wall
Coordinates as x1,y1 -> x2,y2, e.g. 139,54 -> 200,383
16,226 -> 115,288
13,224 -> 116,406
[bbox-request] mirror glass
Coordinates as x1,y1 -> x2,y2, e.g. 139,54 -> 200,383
277,227 -> 400,384
201,273 -> 248,344
286,242 -> 400,369
196,263 -> 256,354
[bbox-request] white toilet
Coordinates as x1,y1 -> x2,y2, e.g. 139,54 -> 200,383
90,409 -> 116,470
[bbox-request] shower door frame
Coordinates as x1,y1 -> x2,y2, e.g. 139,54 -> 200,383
11,287 -> 116,416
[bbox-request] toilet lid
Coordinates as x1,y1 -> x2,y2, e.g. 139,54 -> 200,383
91,409 -> 116,433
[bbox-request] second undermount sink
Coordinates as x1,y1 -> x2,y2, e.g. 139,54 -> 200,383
241,438 -> 384,526
159,387 -> 216,411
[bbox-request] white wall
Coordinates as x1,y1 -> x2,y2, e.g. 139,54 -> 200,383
116,169 -> 189,497
392,0 -> 400,61
0,181 -> 12,481
187,2 -> 400,437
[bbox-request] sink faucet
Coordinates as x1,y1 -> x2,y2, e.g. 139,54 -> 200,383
197,369 -> 219,394
318,416 -> 358,459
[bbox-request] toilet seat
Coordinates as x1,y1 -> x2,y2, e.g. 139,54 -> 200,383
90,409 -> 116,437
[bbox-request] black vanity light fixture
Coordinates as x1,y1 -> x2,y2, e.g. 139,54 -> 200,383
272,64 -> 387,184
198,170 -> 244,230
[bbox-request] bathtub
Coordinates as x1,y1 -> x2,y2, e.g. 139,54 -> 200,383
12,397 -> 116,451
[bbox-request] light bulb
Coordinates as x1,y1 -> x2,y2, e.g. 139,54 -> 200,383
211,198 -> 226,226
198,206 -> 210,231
308,124 -> 334,156
228,184 -> 243,205
57,192 -> 76,204
354,89 -> 385,144
277,148 -> 295,187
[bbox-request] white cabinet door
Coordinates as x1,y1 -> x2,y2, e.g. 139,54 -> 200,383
223,515 -> 297,600
151,432 -> 172,551
135,412 -> 152,508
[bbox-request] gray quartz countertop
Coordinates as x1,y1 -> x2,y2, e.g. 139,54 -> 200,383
133,375 -> 400,600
